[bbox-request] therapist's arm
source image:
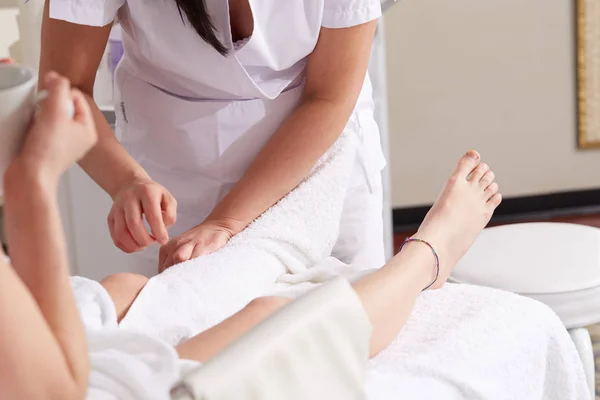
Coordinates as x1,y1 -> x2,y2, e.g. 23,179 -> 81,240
160,21 -> 378,268
208,21 -> 377,231
39,4 -> 148,197
40,4 -> 176,249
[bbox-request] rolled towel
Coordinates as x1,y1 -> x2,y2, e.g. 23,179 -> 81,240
119,132 -> 358,344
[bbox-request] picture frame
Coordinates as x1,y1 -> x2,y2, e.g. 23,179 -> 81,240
576,0 -> 600,148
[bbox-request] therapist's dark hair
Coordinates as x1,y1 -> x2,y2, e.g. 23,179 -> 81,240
174,0 -> 228,55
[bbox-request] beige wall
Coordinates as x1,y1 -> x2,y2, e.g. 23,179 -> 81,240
0,7 -> 18,59
385,0 -> 600,208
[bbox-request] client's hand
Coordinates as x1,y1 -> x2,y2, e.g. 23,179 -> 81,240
158,219 -> 239,272
108,179 -> 177,253
14,72 -> 97,180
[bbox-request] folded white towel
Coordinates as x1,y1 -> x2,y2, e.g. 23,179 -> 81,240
71,276 -> 200,400
119,132 -> 359,344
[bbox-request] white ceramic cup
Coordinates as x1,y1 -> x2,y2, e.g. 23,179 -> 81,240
0,65 -> 75,196
0,64 -> 37,194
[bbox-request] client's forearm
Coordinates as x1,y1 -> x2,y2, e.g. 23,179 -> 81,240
3,162 -> 89,391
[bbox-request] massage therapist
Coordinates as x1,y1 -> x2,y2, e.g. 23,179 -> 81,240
40,0 -> 386,274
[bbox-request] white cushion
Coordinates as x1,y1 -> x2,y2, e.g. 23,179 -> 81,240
452,223 -> 600,294
451,222 -> 600,328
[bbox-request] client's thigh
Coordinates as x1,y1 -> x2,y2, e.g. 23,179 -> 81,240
101,273 -> 149,323
176,296 -> 291,363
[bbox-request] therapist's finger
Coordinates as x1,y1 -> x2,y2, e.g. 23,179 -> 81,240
161,192 -> 177,227
114,209 -> 142,253
124,200 -> 153,248
107,213 -> 118,244
171,242 -> 195,265
159,249 -> 177,273
190,243 -> 210,259
158,243 -> 170,273
141,192 -> 169,245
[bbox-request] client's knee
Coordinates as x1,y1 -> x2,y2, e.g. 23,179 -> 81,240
101,273 -> 149,322
101,272 -> 149,291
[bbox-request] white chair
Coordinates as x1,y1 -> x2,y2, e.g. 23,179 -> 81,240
450,222 -> 600,398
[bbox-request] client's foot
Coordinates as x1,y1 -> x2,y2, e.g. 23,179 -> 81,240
413,150 -> 502,289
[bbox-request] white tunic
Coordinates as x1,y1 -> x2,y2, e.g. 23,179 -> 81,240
49,0 -> 386,274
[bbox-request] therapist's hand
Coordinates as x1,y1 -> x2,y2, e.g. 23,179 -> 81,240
108,179 -> 177,253
158,219 -> 241,272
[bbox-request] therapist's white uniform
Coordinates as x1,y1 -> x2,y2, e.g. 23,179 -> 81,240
49,0 -> 387,275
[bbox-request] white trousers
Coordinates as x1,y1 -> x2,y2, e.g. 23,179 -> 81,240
331,173 -> 385,271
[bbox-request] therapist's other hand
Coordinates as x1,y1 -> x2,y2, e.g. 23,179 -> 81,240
108,179 -> 177,253
158,220 -> 239,272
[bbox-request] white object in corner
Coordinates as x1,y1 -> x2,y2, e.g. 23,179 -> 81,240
451,222 -> 600,398
16,0 -> 43,69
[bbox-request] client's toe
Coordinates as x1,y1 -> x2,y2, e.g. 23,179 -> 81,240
479,170 -> 495,189
484,182 -> 499,200
469,163 -> 489,183
488,193 -> 503,208
454,150 -> 481,178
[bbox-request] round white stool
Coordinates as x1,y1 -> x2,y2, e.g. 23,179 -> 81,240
450,222 -> 600,398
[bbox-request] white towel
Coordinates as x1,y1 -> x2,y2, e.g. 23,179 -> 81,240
119,132 -> 359,344
365,283 -> 591,400
71,276 -> 200,400
262,266 -> 591,400
109,130 -> 588,399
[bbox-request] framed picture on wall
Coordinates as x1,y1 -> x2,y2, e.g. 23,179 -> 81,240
577,0 -> 600,148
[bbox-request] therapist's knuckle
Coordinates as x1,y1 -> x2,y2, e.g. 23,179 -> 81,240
116,226 -> 130,239
164,213 -> 176,226
140,184 -> 156,199
172,252 -> 186,263
174,239 -> 189,249
126,216 -> 143,231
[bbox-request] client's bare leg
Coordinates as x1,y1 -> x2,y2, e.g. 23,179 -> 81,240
176,297 -> 292,361
175,151 -> 502,362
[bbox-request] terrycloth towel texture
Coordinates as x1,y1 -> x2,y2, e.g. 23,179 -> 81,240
119,132 -> 359,344
71,276 -> 200,400
365,283 -> 591,400
107,131 -> 589,399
